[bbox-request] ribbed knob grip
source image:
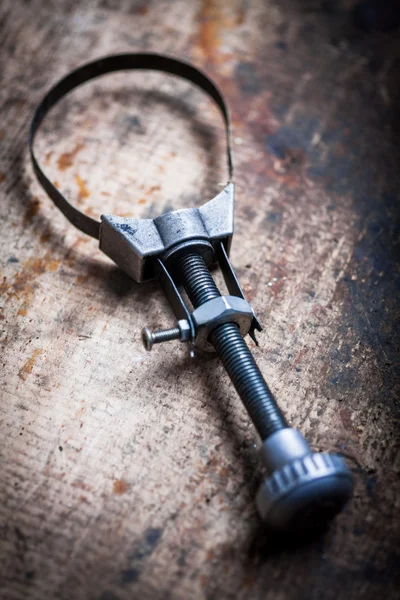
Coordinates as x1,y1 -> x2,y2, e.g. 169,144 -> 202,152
256,453 -> 353,530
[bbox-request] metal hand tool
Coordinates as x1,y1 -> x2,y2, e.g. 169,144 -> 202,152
30,53 -> 353,531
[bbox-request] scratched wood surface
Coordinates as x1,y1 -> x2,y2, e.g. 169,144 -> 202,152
1,1 -> 399,599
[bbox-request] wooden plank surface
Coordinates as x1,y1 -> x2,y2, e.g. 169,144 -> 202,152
1,1 -> 399,598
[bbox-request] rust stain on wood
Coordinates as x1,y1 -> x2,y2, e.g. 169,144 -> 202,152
44,150 -> 53,165
18,348 -> 43,380
136,3 -> 148,16
147,184 -> 161,194
57,142 -> 85,171
39,227 -> 52,244
195,0 -> 242,64
113,479 -> 130,495
75,174 -> 90,201
1,256 -> 59,314
196,0 -> 223,60
23,196 -> 41,225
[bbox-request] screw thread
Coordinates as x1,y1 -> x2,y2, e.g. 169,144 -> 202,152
210,323 -> 287,438
178,253 -> 221,305
177,253 -> 288,440
152,328 -> 181,344
142,326 -> 181,351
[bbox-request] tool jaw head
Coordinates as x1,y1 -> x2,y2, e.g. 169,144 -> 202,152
99,183 -> 234,282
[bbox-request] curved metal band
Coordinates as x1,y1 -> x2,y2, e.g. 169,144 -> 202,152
29,53 -> 234,240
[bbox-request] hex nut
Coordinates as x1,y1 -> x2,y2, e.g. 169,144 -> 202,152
192,295 -> 254,351
177,319 -> 191,342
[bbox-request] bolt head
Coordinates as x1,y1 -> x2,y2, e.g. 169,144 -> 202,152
256,453 -> 353,531
142,327 -> 153,351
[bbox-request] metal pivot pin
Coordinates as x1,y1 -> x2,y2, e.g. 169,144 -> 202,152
29,52 -> 354,531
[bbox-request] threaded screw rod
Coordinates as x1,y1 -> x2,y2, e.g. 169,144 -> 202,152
177,253 -> 288,440
142,327 -> 180,351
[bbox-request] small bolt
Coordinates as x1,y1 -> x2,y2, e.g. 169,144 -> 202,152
142,319 -> 191,351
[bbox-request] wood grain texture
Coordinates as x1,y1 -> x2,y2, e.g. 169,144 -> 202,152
1,1 -> 399,598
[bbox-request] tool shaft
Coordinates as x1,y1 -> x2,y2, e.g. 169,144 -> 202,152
178,252 -> 287,440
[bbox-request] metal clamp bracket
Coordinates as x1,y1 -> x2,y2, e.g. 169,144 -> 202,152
99,183 -> 234,283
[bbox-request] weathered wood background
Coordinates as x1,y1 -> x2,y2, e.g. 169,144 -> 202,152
1,1 -> 399,598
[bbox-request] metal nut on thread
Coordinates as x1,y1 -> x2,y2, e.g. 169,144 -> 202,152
142,319 -> 191,351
